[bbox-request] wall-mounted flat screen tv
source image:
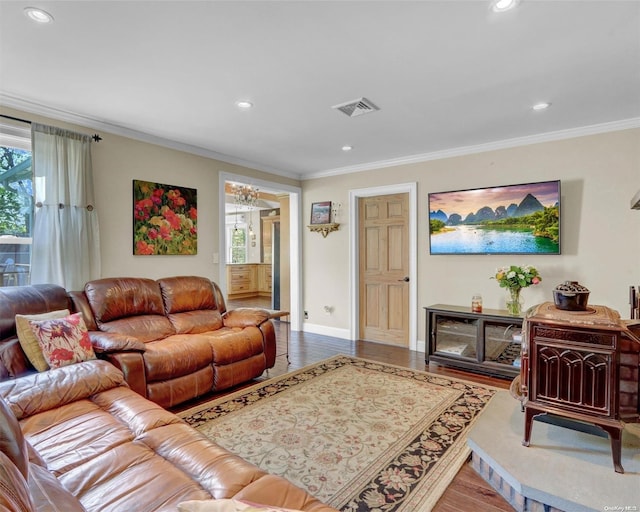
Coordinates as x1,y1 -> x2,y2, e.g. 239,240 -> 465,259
428,180 -> 560,255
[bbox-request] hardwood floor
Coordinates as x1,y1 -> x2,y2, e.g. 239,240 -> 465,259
179,297 -> 515,511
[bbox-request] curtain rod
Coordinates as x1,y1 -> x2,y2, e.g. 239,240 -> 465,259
0,114 -> 102,142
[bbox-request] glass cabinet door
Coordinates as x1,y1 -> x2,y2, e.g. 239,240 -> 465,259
484,321 -> 521,367
434,315 -> 477,359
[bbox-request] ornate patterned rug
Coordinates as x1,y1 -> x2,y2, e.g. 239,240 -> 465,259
179,355 -> 499,512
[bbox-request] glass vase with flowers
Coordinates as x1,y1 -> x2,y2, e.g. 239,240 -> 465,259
491,265 -> 542,316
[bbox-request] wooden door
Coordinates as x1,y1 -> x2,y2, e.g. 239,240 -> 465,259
359,193 -> 410,346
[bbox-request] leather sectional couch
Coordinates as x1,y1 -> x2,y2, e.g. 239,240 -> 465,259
0,278 -> 337,511
1,276 -> 277,408
0,360 -> 335,511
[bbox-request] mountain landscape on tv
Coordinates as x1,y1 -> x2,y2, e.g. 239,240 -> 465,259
429,182 -> 560,254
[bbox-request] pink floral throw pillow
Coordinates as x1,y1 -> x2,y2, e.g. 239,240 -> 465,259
28,312 -> 96,369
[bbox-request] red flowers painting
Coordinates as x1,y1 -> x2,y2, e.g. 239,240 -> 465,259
133,180 -> 197,255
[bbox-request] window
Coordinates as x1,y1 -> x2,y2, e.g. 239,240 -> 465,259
230,226 -> 247,263
226,214 -> 248,264
0,121 -> 33,286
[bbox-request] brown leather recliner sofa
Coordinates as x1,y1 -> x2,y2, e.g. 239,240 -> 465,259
0,283 -> 73,380
0,281 -> 336,511
1,276 -> 277,408
0,360 -> 336,511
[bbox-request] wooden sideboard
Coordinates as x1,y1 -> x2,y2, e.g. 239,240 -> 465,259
521,302 -> 640,473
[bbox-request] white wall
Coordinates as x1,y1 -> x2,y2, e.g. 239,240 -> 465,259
302,129 -> 640,346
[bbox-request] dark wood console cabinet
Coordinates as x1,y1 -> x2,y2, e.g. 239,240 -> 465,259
522,302 -> 640,473
425,304 -> 523,379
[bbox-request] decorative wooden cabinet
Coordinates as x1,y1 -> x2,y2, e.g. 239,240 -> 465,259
522,302 -> 640,473
425,304 -> 523,379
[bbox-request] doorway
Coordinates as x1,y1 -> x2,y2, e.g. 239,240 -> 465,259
219,173 -> 302,331
349,183 -> 418,351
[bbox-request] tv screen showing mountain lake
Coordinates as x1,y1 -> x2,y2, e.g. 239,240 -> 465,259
428,180 -> 560,255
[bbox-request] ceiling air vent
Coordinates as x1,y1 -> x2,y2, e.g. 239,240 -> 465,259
332,97 -> 380,118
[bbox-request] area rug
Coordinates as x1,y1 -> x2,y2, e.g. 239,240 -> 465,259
179,355 -> 499,512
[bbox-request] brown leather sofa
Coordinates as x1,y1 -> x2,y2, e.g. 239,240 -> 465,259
0,359 -> 336,512
0,283 -> 73,380
1,276 -> 277,408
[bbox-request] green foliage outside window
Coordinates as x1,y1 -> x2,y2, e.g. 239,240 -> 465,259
0,147 -> 31,236
0,186 -> 25,235
231,227 -> 247,263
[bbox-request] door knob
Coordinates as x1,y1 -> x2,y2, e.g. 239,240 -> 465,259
398,276 -> 410,282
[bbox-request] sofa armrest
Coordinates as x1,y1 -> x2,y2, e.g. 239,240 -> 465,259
89,331 -> 146,353
102,352 -> 147,398
29,463 -> 86,512
259,320 -> 276,369
0,338 -> 36,380
0,360 -> 126,420
68,289 -> 98,331
0,452 -> 34,512
222,308 -> 270,328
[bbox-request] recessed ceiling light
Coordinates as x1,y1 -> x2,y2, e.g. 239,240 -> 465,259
24,7 -> 54,23
342,145 -> 353,152
236,100 -> 253,109
490,0 -> 520,13
532,102 -> 551,111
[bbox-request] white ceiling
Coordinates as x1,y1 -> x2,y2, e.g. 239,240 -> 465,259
1,1 -> 639,180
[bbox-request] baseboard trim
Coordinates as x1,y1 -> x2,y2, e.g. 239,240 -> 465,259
302,323 -> 352,340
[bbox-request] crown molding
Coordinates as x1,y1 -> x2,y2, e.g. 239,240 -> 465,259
0,93 -> 300,181
306,117 -> 640,180
3,93 -> 638,183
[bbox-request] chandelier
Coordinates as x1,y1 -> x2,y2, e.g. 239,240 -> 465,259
232,184 -> 259,209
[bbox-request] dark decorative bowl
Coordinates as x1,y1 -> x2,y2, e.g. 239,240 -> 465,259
553,281 -> 590,311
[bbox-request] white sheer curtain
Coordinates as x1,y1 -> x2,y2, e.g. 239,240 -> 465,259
30,123 -> 101,290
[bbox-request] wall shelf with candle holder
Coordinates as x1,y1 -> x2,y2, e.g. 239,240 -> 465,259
307,201 -> 341,237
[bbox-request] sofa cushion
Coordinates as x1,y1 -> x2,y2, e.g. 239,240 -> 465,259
168,310 -> 224,335
28,313 -> 96,370
158,276 -> 219,314
159,276 -> 224,334
97,315 -> 176,343
15,309 -> 70,372
85,278 -> 166,323
143,334 -> 214,381
84,278 -> 175,342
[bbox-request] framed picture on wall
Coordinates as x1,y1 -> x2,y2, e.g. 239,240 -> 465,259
310,201 -> 332,224
132,179 -> 198,255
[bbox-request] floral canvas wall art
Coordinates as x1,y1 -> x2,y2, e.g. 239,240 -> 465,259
133,179 -> 197,255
